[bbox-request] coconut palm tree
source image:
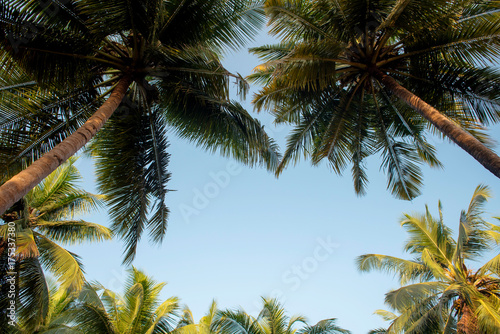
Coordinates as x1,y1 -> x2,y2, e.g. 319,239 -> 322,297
64,267 -> 180,334
0,0 -> 280,262
357,185 -> 500,333
214,298 -> 351,334
250,0 -> 500,199
0,157 -> 111,331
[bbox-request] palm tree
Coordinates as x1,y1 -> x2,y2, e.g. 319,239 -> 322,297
0,0 -> 280,262
357,185 -> 500,333
250,0 -> 500,199
65,267 -> 180,334
214,298 -> 350,334
0,157 -> 111,331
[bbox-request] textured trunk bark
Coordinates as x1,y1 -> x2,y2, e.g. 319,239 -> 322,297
0,239 -> 6,260
0,75 -> 132,215
372,69 -> 500,179
457,304 -> 479,334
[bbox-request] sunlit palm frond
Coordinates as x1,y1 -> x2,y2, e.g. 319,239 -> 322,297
35,220 -> 112,245
476,296 -> 500,333
385,281 -> 447,312
144,297 -> 180,334
214,309 -> 260,334
34,233 -> 84,291
356,254 -> 430,285
400,210 -> 454,264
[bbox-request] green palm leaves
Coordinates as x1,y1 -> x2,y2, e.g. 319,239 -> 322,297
8,267 -> 181,334
357,185 -> 500,333
251,0 -> 500,199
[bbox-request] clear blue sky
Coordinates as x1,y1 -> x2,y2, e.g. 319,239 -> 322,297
68,29 -> 500,334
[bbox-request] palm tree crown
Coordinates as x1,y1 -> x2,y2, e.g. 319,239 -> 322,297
251,0 -> 500,199
0,0 -> 280,262
214,298 -> 351,334
66,267 -> 180,334
357,185 -> 500,333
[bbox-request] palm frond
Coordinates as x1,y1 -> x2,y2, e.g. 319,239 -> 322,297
90,99 -> 171,264
296,319 -> 351,334
16,257 -> 50,332
356,254 -> 429,285
0,0 -> 103,88
476,295 -> 500,333
400,211 -> 454,264
158,0 -> 265,51
213,309 -> 260,334
35,220 -> 112,245
159,82 -> 280,171
144,296 -> 180,334
35,232 -> 85,291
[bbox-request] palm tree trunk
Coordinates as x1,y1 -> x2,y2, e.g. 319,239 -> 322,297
372,68 -> 500,179
0,75 -> 132,215
457,304 -> 479,334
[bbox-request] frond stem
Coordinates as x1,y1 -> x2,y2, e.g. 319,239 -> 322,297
94,76 -> 121,88
0,81 -> 37,91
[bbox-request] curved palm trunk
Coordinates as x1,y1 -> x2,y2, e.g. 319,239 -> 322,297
0,76 -> 132,215
372,69 -> 500,179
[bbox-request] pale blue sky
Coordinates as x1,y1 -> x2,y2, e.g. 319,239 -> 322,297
68,29 -> 500,334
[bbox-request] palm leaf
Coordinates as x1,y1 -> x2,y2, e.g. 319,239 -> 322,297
90,99 -> 171,264
16,257 -> 50,332
356,254 -> 429,285
144,297 -> 180,334
35,220 -> 112,244
34,232 -> 84,291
